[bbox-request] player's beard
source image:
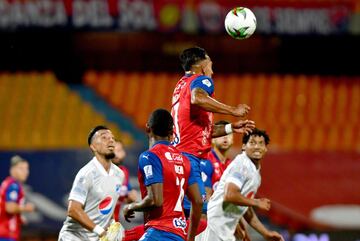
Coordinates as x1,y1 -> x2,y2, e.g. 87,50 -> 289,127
105,152 -> 116,160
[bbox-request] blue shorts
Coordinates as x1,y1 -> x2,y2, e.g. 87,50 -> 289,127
0,238 -> 16,241
139,227 -> 183,241
182,152 -> 207,216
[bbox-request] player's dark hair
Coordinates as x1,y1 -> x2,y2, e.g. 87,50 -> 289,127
242,128 -> 270,145
88,125 -> 109,145
148,109 -> 173,137
215,120 -> 230,126
180,47 -> 208,71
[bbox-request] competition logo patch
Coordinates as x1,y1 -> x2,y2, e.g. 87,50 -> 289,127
173,217 -> 187,231
98,196 -> 113,215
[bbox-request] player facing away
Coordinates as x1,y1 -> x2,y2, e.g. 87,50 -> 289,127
200,129 -> 284,241
112,140 -> 138,222
123,109 -> 203,241
0,156 -> 35,241
58,126 -> 125,241
171,46 -> 255,215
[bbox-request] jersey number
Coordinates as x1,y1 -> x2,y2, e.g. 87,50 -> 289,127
174,177 -> 185,212
172,102 -> 181,145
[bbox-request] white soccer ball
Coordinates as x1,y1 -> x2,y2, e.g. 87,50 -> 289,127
224,7 -> 257,40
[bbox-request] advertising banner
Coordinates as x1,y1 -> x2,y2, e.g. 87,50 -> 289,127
0,0 -> 357,35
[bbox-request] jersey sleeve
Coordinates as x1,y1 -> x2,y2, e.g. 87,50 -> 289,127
200,159 -> 213,188
5,182 -> 20,202
68,171 -> 92,205
225,162 -> 248,190
127,181 -> 133,191
190,76 -> 214,96
138,151 -> 163,186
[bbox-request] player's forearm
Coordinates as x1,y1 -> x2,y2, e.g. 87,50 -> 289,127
224,190 -> 258,208
191,88 -> 234,115
5,202 -> 22,214
128,196 -> 157,212
244,207 -> 269,237
68,206 -> 96,232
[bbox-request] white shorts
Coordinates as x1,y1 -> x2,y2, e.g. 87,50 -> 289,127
58,230 -> 99,241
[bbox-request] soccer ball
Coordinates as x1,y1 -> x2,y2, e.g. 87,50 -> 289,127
224,7 -> 257,40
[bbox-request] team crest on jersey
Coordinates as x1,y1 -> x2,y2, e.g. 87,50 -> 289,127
173,217 -> 187,230
98,196 -> 113,215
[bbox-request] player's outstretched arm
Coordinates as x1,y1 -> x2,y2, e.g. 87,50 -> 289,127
244,207 -> 284,241
243,207 -> 284,241
5,202 -> 35,214
224,183 -> 270,211
67,200 -> 105,237
212,120 -> 255,138
123,183 -> 163,222
186,183 -> 203,241
191,88 -> 250,117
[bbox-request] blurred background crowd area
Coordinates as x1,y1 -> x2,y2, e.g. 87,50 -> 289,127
0,0 -> 359,240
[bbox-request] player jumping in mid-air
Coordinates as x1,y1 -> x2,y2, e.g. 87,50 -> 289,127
123,109 -> 203,241
171,46 -> 255,216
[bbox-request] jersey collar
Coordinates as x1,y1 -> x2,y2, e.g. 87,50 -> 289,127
91,157 -> 114,176
241,152 -> 260,172
211,149 -> 222,163
152,140 -> 171,148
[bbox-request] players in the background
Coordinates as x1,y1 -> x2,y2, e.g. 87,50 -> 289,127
201,129 -> 284,241
0,155 -> 35,241
112,140 -> 138,222
58,126 -> 124,241
171,46 -> 255,216
123,109 -> 203,241
201,120 -> 234,197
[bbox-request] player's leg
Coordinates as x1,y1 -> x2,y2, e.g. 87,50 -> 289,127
182,153 -> 207,217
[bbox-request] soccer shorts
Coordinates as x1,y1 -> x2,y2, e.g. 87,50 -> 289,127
139,228 -> 183,241
182,152 -> 207,216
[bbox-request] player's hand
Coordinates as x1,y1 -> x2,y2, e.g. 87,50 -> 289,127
231,120 -> 255,134
100,221 -> 124,241
264,231 -> 285,241
231,104 -> 250,117
255,198 -> 271,211
22,203 -> 35,212
234,220 -> 251,241
123,204 -> 135,222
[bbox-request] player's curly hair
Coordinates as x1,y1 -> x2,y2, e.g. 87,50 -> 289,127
148,109 -> 173,137
180,46 -> 207,71
242,128 -> 270,145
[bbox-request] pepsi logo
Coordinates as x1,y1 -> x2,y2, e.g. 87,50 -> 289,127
98,196 -> 114,215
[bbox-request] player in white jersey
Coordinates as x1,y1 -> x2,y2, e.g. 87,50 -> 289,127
59,126 -> 125,241
200,128 -> 284,241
